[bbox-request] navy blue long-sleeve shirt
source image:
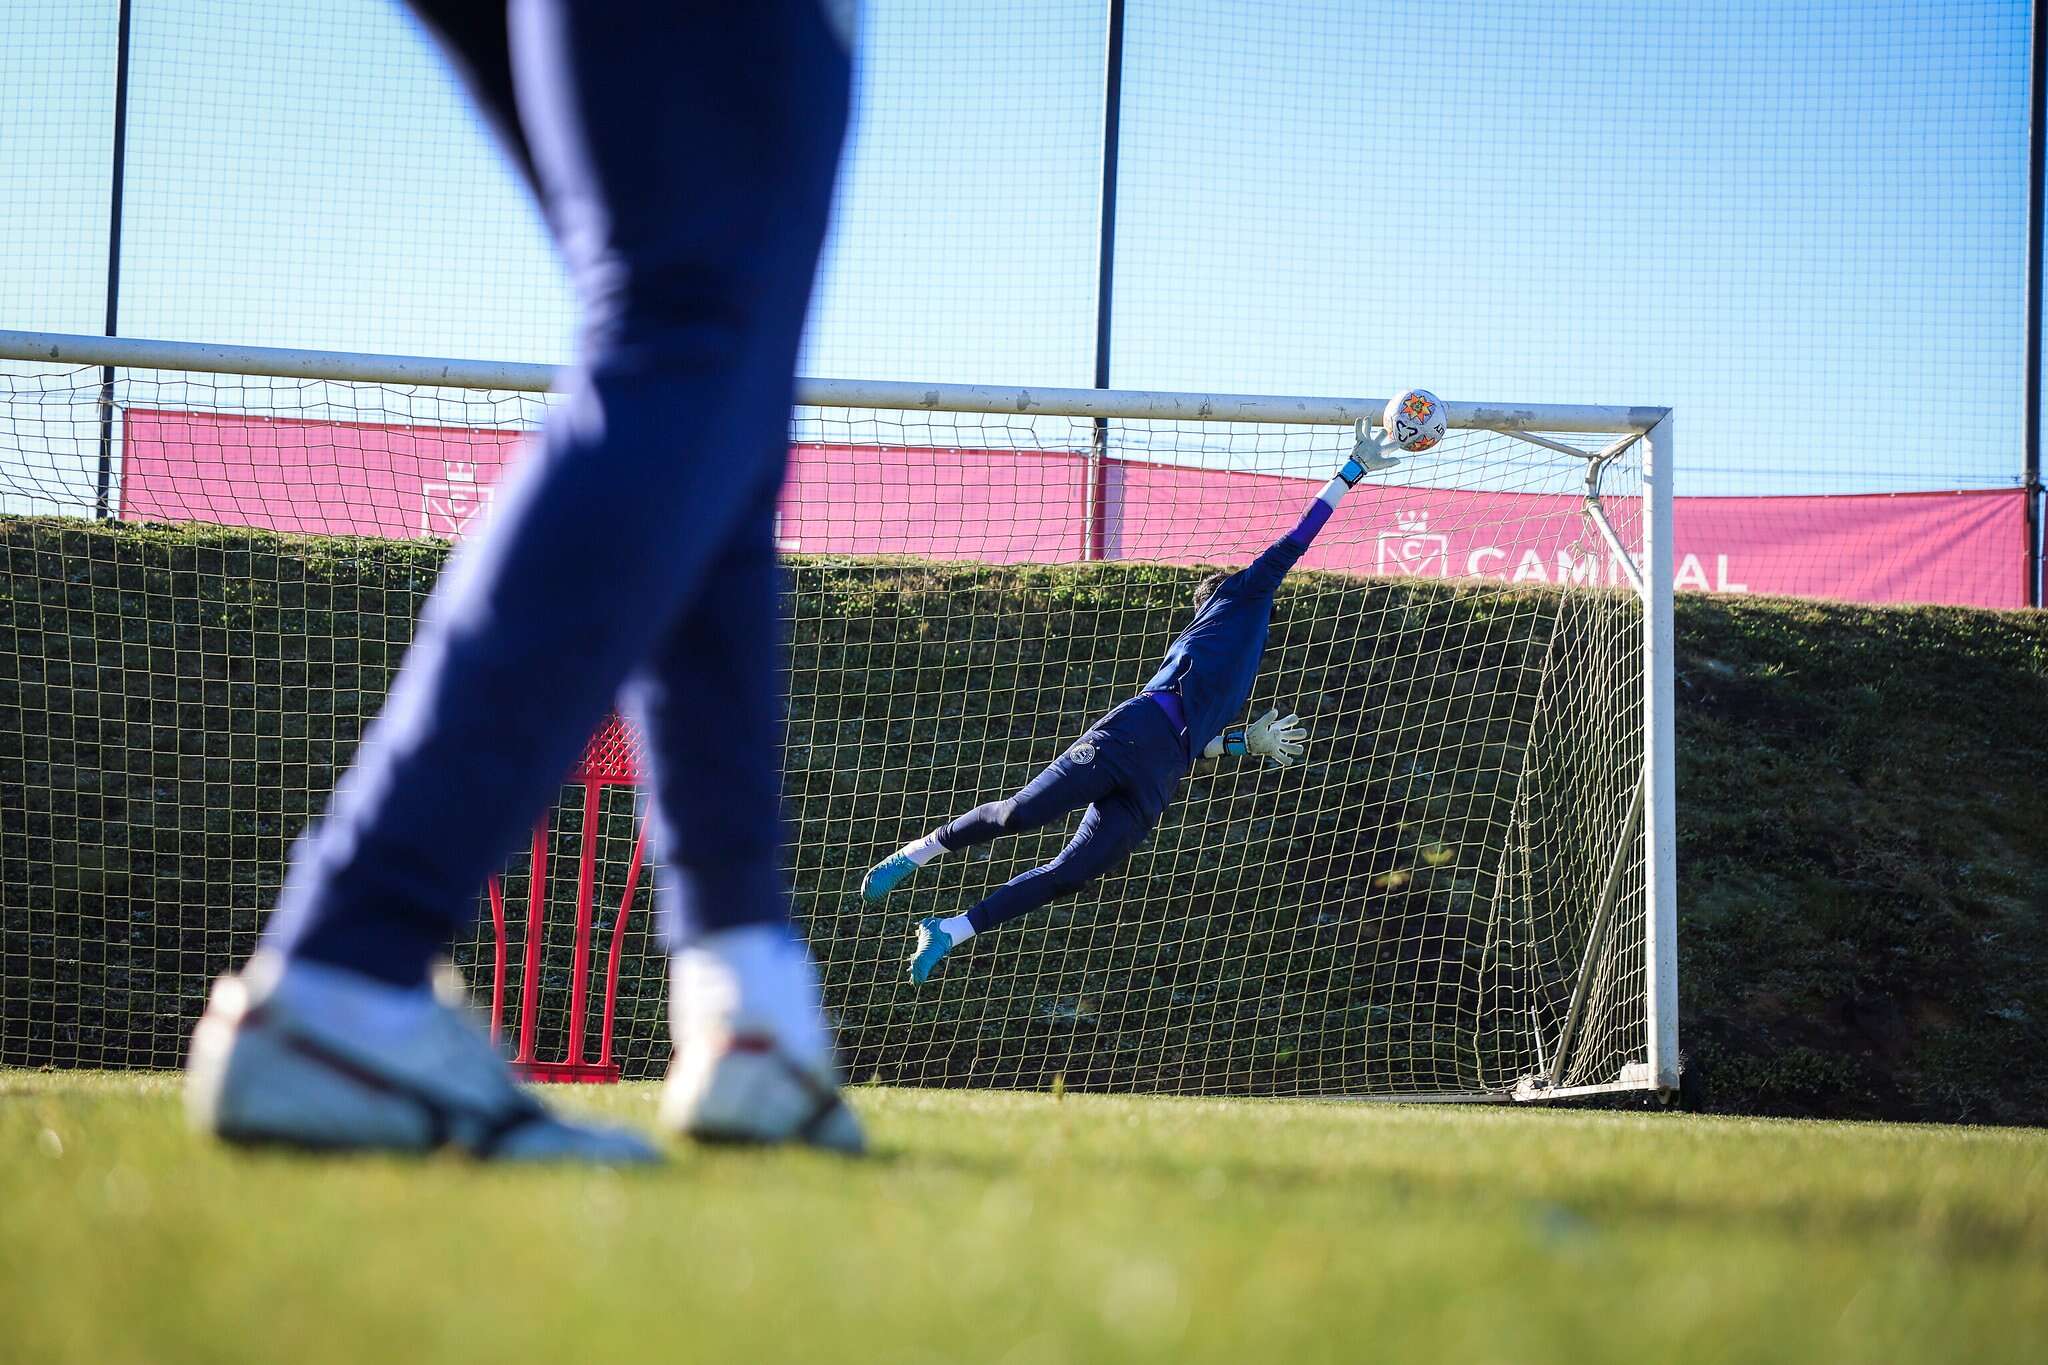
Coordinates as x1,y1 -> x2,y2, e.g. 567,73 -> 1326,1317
1142,534 -> 1308,756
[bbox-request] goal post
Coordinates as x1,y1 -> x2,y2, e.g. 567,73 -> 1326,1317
0,329 -> 1675,1102
1645,411 -> 1680,1094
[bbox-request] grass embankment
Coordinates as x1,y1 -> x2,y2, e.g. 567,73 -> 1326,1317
1672,597 -> 2048,1121
1,1074 -> 2044,1364
2,517 -> 2044,1120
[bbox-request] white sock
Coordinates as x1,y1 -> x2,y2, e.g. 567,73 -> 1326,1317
672,925 -> 831,1067
902,832 -> 948,867
938,915 -> 976,945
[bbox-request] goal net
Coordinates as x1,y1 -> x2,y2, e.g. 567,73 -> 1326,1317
0,335 -> 1675,1101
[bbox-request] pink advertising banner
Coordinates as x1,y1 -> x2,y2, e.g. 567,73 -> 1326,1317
1099,461 -> 2026,608
122,409 -> 518,539
121,410 -> 2028,610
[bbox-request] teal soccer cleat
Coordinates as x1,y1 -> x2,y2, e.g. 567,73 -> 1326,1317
908,917 -> 957,985
861,852 -> 918,902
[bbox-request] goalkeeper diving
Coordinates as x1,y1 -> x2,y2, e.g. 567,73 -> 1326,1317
862,430 -> 1405,984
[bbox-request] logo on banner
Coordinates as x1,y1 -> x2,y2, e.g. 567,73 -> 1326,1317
1376,510 -> 1450,577
420,461 -> 495,537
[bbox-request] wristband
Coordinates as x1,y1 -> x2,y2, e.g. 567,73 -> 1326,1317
1221,725 -> 1249,757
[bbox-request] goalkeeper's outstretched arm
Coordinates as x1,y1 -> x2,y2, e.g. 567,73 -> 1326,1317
1191,431 -> 1403,765
1233,426 -> 1402,596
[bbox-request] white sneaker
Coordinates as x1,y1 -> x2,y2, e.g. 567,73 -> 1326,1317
659,925 -> 865,1154
186,954 -> 660,1163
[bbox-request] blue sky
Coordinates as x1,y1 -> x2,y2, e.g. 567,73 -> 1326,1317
0,0 -> 2032,496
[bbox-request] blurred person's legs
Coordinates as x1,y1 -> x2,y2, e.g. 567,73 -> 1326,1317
187,0 -> 856,1159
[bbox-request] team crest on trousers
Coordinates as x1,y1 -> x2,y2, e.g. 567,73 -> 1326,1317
1068,740 -> 1098,765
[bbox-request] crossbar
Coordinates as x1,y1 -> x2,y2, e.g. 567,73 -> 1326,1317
0,328 -> 1667,433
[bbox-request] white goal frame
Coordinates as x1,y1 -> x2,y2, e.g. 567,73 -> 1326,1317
0,328 -> 1678,1101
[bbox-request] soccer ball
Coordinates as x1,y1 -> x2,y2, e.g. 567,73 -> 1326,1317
1383,388 -> 1447,452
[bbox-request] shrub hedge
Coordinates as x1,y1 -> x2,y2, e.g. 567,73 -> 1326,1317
3,517 -> 2043,1121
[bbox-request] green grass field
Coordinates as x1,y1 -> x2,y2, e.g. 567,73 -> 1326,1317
3,1072 -> 2043,1363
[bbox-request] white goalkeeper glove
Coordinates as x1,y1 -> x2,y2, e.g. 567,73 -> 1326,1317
1203,707 -> 1309,767
1248,707 -> 1308,766
1351,419 -> 1403,474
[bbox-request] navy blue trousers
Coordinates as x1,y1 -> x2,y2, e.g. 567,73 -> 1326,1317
266,0 -> 852,984
939,698 -> 1191,934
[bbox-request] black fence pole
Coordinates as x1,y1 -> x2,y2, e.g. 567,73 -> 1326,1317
95,0 -> 134,522
2028,0 -> 2045,606
1085,0 -> 1126,561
